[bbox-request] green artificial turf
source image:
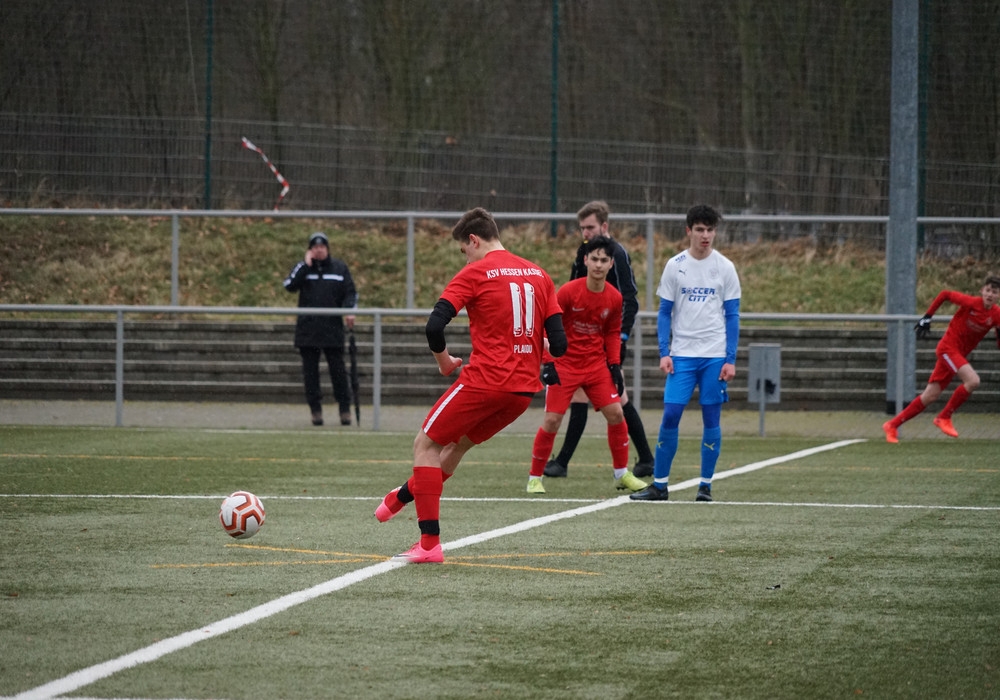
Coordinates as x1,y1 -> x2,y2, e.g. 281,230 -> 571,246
1,427 -> 998,698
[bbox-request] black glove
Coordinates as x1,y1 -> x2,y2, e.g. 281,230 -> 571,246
608,364 -> 624,396
619,339 -> 628,362
541,362 -> 560,386
914,314 -> 932,340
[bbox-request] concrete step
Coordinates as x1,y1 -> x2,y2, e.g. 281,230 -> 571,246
1,319 -> 997,411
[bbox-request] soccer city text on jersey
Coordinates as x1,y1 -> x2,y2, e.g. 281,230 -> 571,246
681,286 -> 717,302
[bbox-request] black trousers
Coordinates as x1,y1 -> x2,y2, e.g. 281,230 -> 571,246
299,346 -> 351,414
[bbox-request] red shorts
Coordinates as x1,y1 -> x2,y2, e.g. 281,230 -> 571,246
422,382 -> 534,446
928,346 -> 969,388
543,368 -> 620,415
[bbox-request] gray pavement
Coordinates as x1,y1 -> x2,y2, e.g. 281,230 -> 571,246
2,399 -> 995,440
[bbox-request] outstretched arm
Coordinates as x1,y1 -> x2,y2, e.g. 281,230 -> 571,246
425,299 -> 462,375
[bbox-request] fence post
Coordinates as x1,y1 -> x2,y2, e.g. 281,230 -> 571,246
631,320 -> 643,410
895,318 -> 906,414
406,216 -> 415,309
115,310 -> 124,427
373,312 -> 383,431
171,214 -> 180,306
645,217 -> 656,313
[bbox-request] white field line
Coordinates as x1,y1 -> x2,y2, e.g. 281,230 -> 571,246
4,493 -> 996,512
0,438 -> 938,700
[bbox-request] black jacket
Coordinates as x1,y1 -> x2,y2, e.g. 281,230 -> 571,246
283,256 -> 358,347
570,238 -> 639,338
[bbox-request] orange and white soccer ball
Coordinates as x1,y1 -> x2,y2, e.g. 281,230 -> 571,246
219,491 -> 266,539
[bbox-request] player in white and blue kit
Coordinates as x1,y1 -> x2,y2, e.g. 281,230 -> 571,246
630,205 -> 741,502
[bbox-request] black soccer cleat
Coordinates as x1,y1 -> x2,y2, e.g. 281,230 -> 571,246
543,459 -> 568,478
629,484 -> 669,501
632,460 -> 653,478
696,485 -> 713,502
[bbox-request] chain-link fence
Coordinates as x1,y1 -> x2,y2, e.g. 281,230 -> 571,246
1,1 -> 998,218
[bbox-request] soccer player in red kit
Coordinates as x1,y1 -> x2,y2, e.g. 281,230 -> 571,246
374,207 -> 566,563
526,236 -> 648,494
883,274 -> 1000,442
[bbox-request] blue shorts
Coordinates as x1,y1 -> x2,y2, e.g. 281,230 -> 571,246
663,357 -> 729,406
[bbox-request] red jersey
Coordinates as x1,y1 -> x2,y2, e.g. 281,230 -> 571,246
438,248 -> 561,393
551,277 -> 622,369
927,290 -> 1000,356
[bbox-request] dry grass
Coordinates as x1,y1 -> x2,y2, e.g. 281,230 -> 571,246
1,214 -> 997,313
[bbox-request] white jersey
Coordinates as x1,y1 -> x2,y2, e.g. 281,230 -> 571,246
657,249 -> 741,358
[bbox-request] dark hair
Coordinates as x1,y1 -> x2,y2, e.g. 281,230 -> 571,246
583,235 -> 615,258
985,274 -> 1000,289
452,207 -> 500,242
577,200 -> 610,225
686,204 -> 721,229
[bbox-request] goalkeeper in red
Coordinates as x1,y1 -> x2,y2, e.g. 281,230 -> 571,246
373,208 -> 565,563
883,274 -> 1000,442
526,236 -> 648,494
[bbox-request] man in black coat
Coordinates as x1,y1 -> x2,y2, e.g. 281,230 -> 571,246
284,232 -> 358,426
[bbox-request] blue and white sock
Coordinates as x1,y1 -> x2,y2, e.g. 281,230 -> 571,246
654,425 -> 678,488
700,425 -> 722,484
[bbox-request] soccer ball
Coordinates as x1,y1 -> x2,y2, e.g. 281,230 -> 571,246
219,491 -> 266,539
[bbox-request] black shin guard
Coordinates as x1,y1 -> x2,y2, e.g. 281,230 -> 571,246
418,519 -> 440,536
398,482 -> 415,504
555,402 -> 589,466
623,401 -> 653,463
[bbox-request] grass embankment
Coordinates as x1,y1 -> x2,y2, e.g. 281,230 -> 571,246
0,215 -> 995,311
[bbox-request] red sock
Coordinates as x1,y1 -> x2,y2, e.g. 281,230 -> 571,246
608,420 -> 629,469
939,385 -> 970,419
891,395 -> 926,427
530,429 -> 557,477
411,466 -> 443,549
383,488 -> 404,515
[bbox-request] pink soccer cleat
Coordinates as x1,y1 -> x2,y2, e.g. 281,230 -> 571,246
933,416 -> 959,438
374,487 -> 406,522
882,421 -> 899,444
392,541 -> 444,564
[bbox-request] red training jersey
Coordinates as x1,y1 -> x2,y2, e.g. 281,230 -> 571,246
438,248 -> 561,393
926,290 -> 1000,356
549,277 -> 623,369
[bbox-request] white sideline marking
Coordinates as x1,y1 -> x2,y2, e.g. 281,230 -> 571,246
1,493 -> 603,504
7,438 -> 870,700
697,501 -> 1000,511
5,493 -> 996,512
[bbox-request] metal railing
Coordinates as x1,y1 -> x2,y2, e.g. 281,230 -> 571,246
0,303 -> 926,429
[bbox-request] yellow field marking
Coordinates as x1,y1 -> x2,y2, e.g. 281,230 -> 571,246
447,562 -> 602,575
226,543 -> 384,558
155,545 -> 652,575
448,550 -> 654,560
152,559 -> 376,569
